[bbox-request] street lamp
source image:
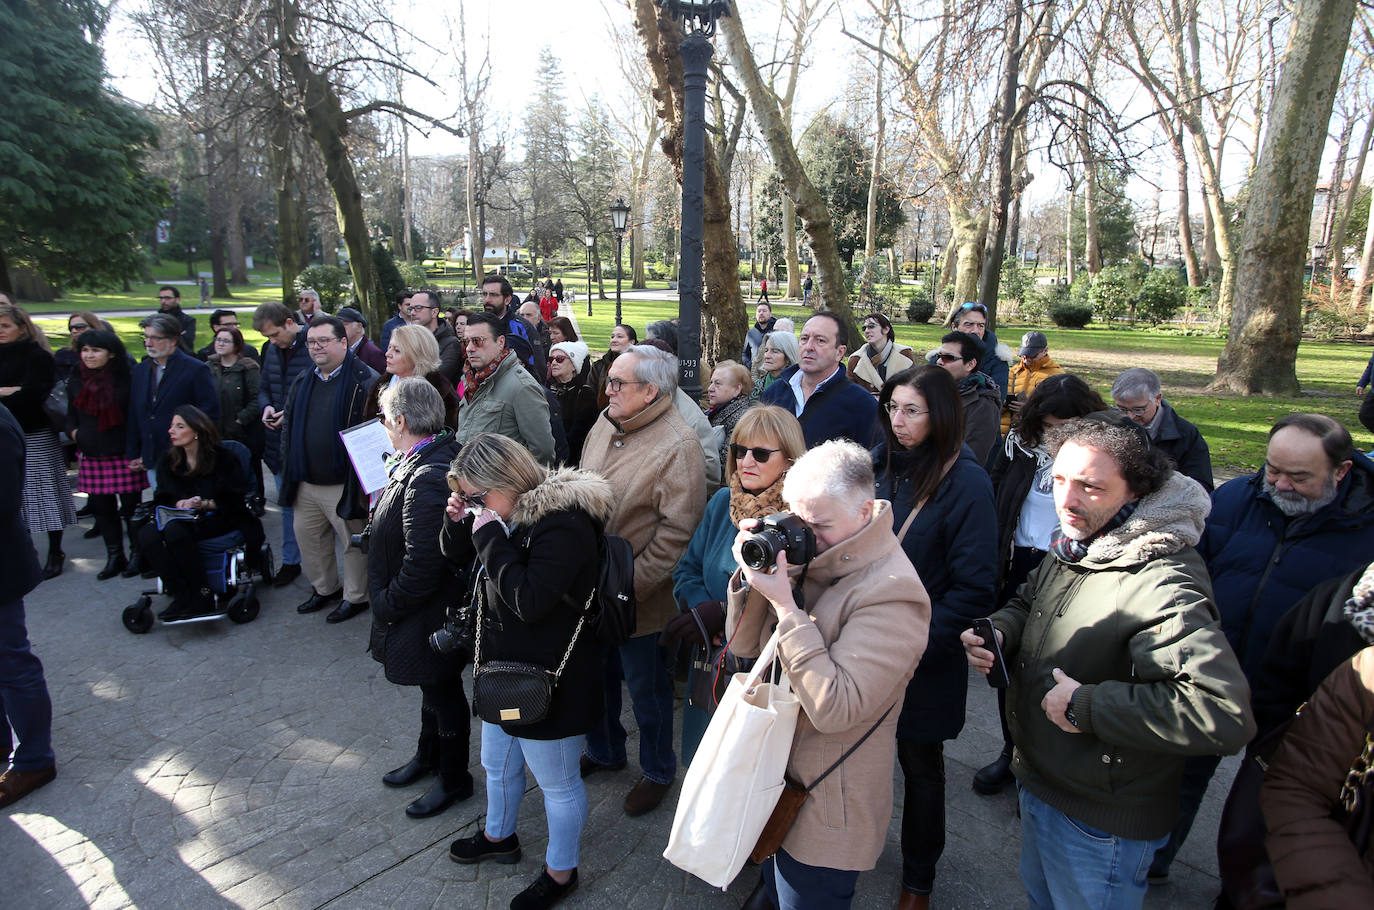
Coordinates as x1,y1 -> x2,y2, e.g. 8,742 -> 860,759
610,198 -> 630,326
584,231 -> 595,318
659,0 -> 732,401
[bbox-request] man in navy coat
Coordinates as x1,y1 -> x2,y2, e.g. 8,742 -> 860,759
126,313 -> 219,482
760,312 -> 880,449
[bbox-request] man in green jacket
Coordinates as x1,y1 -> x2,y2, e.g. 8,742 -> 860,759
962,413 -> 1254,910
456,312 -> 554,465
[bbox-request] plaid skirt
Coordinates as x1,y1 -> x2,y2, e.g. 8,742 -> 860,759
77,453 -> 150,495
23,429 -> 77,533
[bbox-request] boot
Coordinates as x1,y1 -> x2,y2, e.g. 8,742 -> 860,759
896,890 -> 930,910
972,745 -> 1015,795
41,549 -> 64,580
97,546 -> 128,580
382,752 -> 436,787
405,771 -> 473,818
121,520 -> 145,578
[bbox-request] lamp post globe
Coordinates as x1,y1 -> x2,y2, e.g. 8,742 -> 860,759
584,231 -> 595,317
610,198 -> 630,325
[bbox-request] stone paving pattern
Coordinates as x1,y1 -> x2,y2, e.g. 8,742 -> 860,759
6,503 -> 1233,909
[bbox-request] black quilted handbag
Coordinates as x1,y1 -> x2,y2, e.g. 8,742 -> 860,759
470,569 -> 590,727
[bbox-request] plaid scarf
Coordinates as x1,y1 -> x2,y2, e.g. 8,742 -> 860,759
463,348 -> 509,400
1049,499 -> 1140,564
1344,561 -> 1374,643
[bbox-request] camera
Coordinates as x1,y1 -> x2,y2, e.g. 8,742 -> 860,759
350,525 -> 371,554
429,604 -> 475,658
740,512 -> 817,571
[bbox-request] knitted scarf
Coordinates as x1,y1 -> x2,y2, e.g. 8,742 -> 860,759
728,470 -> 789,528
463,348 -> 509,400
1049,499 -> 1140,564
1344,561 -> 1374,643
74,363 -> 123,431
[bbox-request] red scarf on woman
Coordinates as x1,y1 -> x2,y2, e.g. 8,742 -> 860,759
74,363 -> 123,431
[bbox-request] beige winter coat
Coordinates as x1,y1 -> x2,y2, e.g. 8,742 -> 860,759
580,394 -> 707,635
725,501 -> 930,872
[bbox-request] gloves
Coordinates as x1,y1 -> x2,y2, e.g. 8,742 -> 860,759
659,601 -> 727,648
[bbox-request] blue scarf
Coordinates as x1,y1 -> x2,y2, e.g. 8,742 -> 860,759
1050,500 -> 1140,564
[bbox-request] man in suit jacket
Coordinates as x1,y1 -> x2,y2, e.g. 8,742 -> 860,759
126,313 -> 219,481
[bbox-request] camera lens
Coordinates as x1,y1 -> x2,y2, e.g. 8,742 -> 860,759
740,529 -> 780,570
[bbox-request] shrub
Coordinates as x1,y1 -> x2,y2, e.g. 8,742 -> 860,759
294,264 -> 352,313
906,290 -> 936,323
372,242 -> 405,305
397,261 -> 428,290
1136,270 -> 1185,326
1022,282 -> 1067,323
1000,258 -> 1029,306
1087,264 -> 1136,323
1049,298 -> 1093,328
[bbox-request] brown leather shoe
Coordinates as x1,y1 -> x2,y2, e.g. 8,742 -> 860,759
0,765 -> 56,809
623,776 -> 672,816
896,889 -> 930,910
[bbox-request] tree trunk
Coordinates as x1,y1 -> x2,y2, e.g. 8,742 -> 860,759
467,128 -> 484,279
630,120 -> 658,289
1330,113 -> 1374,299
270,108 -> 308,307
863,21 -> 886,261
1171,124 -> 1202,286
1212,0 -> 1357,395
782,196 -> 801,299
717,11 -> 854,342
1322,116 -> 1353,248
1080,136 -> 1101,275
976,0 -> 1023,330
1065,180 -> 1076,284
1357,199 -> 1374,329
278,0 -> 383,328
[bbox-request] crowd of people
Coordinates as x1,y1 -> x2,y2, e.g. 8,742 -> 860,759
6,283 -> 1374,910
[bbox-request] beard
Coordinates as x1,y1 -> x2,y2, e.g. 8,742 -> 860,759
1263,474 -> 1338,517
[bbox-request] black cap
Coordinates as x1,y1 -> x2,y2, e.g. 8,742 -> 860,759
336,307 -> 367,327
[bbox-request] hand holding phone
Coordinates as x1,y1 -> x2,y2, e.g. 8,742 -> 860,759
971,618 -> 1010,688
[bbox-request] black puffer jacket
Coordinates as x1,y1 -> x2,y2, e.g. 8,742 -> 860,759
0,339 -> 55,433
367,433 -> 465,686
440,467 -> 610,740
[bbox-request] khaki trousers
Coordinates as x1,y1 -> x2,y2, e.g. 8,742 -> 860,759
292,481 -> 367,603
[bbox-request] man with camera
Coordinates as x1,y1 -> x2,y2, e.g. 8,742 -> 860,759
579,344 -> 706,817
961,414 -> 1253,909
726,439 -> 930,910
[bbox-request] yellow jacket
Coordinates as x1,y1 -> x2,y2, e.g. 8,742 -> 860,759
1002,354 -> 1065,433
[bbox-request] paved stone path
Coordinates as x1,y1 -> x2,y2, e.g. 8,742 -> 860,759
6,501 -> 1234,909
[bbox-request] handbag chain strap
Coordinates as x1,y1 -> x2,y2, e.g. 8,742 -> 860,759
801,702 -> 896,793
473,566 -> 590,684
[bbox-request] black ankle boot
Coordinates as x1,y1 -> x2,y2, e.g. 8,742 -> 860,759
97,547 -> 128,580
405,772 -> 473,818
382,753 -> 436,787
121,519 -> 144,578
972,745 -> 1015,795
42,550 -> 64,580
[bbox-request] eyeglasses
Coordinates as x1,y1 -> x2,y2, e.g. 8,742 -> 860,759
934,352 -> 964,364
883,403 -> 929,420
1116,403 -> 1152,417
606,378 -> 649,393
69,323 -> 89,332
411,303 -> 438,311
862,323 -> 881,331
214,336 -> 234,344
730,444 -> 780,463
157,295 -> 176,301
306,336 -> 342,348
457,489 -> 488,509
217,321 -> 239,329
143,334 -> 168,343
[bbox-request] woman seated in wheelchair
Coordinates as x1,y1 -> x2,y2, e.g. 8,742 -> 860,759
136,405 -> 251,620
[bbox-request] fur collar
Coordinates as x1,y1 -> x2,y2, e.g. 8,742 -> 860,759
1081,471 -> 1211,568
509,467 -> 615,527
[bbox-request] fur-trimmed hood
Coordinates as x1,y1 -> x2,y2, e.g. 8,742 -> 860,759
509,466 -> 615,528
1081,471 -> 1211,568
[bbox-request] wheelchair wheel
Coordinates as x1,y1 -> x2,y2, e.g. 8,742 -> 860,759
228,587 -> 259,624
123,597 -> 154,634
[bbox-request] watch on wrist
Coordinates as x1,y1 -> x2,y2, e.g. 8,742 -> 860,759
1064,699 -> 1079,729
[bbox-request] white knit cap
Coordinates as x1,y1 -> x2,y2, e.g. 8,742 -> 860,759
551,340 -> 589,373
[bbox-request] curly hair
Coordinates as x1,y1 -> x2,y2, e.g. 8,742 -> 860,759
1044,412 -> 1172,496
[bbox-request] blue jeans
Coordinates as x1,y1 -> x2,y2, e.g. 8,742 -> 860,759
0,597 -> 54,771
272,472 -> 300,566
761,848 -> 861,910
480,723 -> 587,871
1018,787 -> 1166,910
584,632 -> 676,784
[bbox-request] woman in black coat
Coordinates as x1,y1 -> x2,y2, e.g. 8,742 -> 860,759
138,405 -> 251,620
873,365 -> 997,909
971,374 -> 1107,795
363,378 -> 469,820
547,340 -> 598,465
439,431 -> 609,910
66,330 -> 148,578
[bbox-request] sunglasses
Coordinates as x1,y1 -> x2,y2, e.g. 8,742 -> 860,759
69,323 -> 90,332
934,352 -> 965,364
457,489 -> 488,509
730,444 -> 781,463
549,354 -> 570,364
959,302 -> 988,314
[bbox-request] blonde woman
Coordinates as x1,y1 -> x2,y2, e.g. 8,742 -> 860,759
363,324 -> 460,428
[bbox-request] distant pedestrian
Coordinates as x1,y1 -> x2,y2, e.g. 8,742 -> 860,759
757,277 -> 769,304
802,274 -> 813,305
199,277 -> 210,308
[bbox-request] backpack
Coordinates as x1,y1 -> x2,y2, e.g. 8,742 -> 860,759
567,518 -> 637,647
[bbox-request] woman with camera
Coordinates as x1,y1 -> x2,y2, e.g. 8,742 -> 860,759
439,432 -> 610,910
665,405 -> 805,765
363,378 -> 470,819
66,330 -> 147,579
873,365 -> 997,910
136,405 -> 251,620
727,439 -> 930,910
969,373 -> 1107,797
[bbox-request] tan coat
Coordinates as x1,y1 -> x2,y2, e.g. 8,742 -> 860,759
580,394 -> 707,635
726,501 -> 930,872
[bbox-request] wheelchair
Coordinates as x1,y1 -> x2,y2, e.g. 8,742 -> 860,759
122,441 -> 275,634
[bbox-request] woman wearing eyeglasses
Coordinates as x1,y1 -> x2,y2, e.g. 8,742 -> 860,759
847,313 -> 915,395
439,432 -> 612,910
665,406 -> 807,765
56,311 -> 105,384
548,341 -> 597,465
874,365 -> 997,910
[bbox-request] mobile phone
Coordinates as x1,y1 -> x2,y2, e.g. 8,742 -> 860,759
972,618 -> 1010,689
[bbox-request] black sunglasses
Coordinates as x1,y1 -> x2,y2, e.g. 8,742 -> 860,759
730,444 -> 781,463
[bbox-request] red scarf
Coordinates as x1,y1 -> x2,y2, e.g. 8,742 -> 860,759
463,348 -> 510,400
74,363 -> 123,431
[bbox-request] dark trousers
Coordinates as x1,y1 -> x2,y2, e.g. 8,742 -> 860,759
1150,752 -> 1223,874
898,740 -> 945,894
89,493 -> 139,550
137,519 -> 211,600
419,680 -> 472,788
1360,389 -> 1374,435
584,633 -> 677,784
0,597 -> 54,771
761,848 -> 861,910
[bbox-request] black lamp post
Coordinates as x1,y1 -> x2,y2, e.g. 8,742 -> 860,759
659,0 -> 731,401
610,198 -> 630,326
584,231 -> 595,318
